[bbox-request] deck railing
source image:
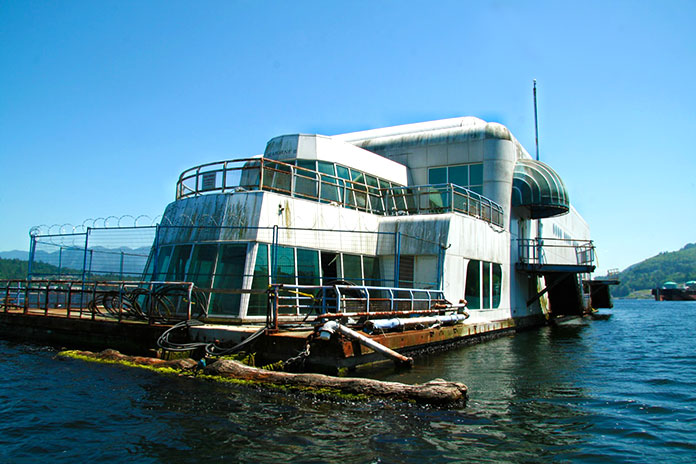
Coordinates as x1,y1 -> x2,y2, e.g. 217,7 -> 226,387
266,283 -> 454,329
0,279 -> 201,323
382,184 -> 504,227
517,238 -> 595,269
176,157 -> 504,226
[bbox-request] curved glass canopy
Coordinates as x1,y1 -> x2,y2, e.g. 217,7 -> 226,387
512,159 -> 569,219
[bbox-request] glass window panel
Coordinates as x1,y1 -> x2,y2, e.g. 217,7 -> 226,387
166,245 -> 192,281
350,181 -> 367,210
350,169 -> 365,183
469,185 -> 483,195
342,254 -> 362,283
264,162 -> 291,193
483,261 -> 491,309
364,175 -> 383,212
465,260 -> 481,309
274,246 -> 296,285
363,256 -> 381,286
209,244 -> 247,316
248,244 -> 269,316
296,159 -> 316,173
294,175 -> 318,199
297,249 -> 320,286
153,246 -> 173,281
240,160 -> 261,189
368,186 -> 383,213
336,165 -> 350,180
187,244 -> 217,288
317,161 -> 335,175
379,179 -> 395,213
448,165 -> 468,187
349,170 -> 367,209
492,263 -> 502,308
428,167 -> 447,184
390,186 -> 404,212
319,174 -> 340,202
469,163 -> 483,185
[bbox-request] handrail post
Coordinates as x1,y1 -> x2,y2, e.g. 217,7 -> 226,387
195,166 -> 200,196
222,161 -> 227,194
23,281 -> 29,314
44,280 -> 51,315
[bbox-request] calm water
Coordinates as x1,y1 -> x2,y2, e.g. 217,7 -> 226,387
1,300 -> 695,463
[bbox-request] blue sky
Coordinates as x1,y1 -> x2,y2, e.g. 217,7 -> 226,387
1,0 -> 694,275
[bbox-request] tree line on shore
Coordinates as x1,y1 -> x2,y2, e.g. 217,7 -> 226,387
611,243 -> 696,297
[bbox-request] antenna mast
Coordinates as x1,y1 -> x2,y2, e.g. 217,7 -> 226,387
533,79 -> 539,161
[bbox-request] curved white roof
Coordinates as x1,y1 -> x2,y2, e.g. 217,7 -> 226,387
334,116 -> 531,160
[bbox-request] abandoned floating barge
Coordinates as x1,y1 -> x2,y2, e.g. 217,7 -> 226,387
0,117 -> 615,373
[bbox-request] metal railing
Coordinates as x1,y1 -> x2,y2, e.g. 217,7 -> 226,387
266,283 -> 451,329
0,279 -> 201,323
176,158 -> 386,214
382,184 -> 504,227
518,238 -> 595,267
176,157 -> 504,226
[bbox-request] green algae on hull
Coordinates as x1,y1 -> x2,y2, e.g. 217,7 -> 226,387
58,349 -> 467,405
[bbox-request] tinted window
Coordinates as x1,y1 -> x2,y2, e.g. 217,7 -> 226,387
465,259 -> 481,309
210,244 -> 247,316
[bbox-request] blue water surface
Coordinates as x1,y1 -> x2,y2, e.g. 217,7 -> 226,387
1,300 -> 694,463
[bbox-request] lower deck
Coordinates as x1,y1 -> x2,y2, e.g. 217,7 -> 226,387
0,297 -> 548,373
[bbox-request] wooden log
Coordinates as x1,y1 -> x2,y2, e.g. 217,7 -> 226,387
61,349 -> 468,405
64,349 -> 198,370
204,358 -> 467,405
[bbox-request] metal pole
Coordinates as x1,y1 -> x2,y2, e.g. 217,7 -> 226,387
533,79 -> 540,161
271,225 -> 278,284
151,224 -> 161,279
394,232 -> 401,287
27,233 -> 36,281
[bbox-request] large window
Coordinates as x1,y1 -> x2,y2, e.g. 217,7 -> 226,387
428,163 -> 483,194
152,246 -> 173,281
363,256 -> 381,286
465,259 -> 502,309
248,244 -> 270,316
187,244 -> 217,288
288,159 -> 399,214
209,244 -> 247,315
167,245 -> 192,281
342,254 -> 363,284
297,249 -> 320,286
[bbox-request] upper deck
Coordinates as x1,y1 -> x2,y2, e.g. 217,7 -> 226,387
176,157 -> 504,227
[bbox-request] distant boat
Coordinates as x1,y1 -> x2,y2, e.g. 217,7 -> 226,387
652,281 -> 696,301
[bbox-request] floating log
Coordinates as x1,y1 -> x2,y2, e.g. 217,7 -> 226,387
59,349 -> 468,405
204,358 -> 467,405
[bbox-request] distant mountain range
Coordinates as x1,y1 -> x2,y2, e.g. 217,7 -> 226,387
610,243 -> 696,298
